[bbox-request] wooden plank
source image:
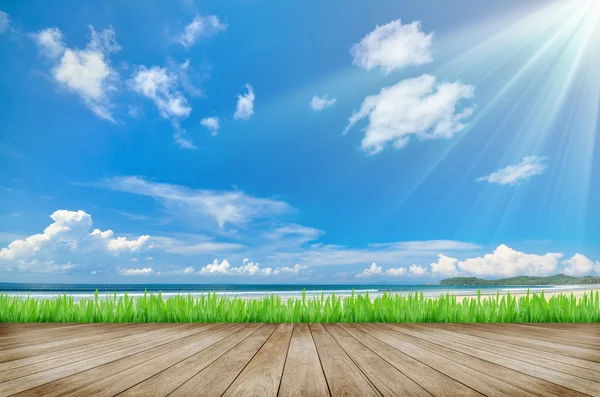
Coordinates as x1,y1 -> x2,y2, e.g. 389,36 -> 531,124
0,324 -> 189,381
3,323 -> 226,397
0,324 -> 161,363
358,324 -> 536,397
118,323 -> 265,397
505,324 -> 600,342
278,323 -> 330,397
385,324 -> 596,396
61,324 -> 246,397
221,323 -> 294,397
0,324 -> 117,350
450,323 -> 600,363
324,324 -> 430,397
481,323 -> 600,349
340,324 -> 483,397
0,324 -> 154,369
169,324 -> 278,397
0,324 -> 93,343
407,323 -> 600,382
309,323 -> 380,397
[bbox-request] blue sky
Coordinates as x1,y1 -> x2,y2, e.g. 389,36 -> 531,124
1,0 -> 600,283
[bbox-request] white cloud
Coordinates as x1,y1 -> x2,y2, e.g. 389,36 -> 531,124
344,74 -> 475,154
0,210 -> 150,273
179,15 -> 227,48
173,123 -> 196,149
131,65 -> 196,148
197,258 -> 310,277
265,224 -> 324,245
100,176 -> 291,229
430,254 -> 458,276
131,65 -> 191,119
356,262 -> 407,278
351,19 -> 433,74
357,262 -> 383,277
563,254 -> 600,276
118,267 -> 155,276
310,95 -> 336,111
272,263 -> 310,276
33,28 -> 65,59
33,26 -> 121,121
200,117 -> 220,135
234,84 -> 255,120
477,156 -> 547,186
441,244 -> 563,278
271,240 -> 480,268
409,264 -> 428,276
0,11 -> 9,34
107,236 -> 150,252
386,267 -> 408,276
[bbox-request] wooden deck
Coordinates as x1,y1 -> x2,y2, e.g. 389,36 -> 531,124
0,323 -> 598,396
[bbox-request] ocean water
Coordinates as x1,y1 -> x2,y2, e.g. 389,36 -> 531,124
0,282 -> 583,301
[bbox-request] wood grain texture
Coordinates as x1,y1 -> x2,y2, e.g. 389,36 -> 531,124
340,324 -> 483,397
170,324 -> 278,397
0,323 -> 596,397
62,324 -> 244,397
406,323 -> 600,382
278,323 -> 330,397
383,324 -> 593,397
324,323 -> 429,397
359,324 -> 536,397
118,323 -> 265,397
222,323 -> 294,397
309,323 -> 381,397
7,324 -> 225,397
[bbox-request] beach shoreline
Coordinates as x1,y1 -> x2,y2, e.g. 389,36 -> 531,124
3,284 -> 599,302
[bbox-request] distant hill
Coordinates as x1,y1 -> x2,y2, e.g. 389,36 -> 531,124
439,274 -> 600,286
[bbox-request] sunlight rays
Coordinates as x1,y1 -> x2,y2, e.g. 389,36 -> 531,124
381,0 -> 600,241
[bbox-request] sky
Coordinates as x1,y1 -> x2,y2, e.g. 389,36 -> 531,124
1,0 -> 600,284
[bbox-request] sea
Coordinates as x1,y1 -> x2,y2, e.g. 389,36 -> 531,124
0,283 -> 586,301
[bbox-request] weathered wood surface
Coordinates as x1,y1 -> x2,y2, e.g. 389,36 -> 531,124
0,323 -> 598,396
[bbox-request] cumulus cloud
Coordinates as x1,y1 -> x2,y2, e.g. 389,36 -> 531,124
356,262 -> 406,278
118,267 -> 155,276
440,245 -> 562,277
409,264 -> 428,276
430,254 -> 458,276
310,95 -> 336,111
187,259 -> 311,277
563,254 -> 600,276
99,176 -> 291,229
351,19 -> 433,74
33,26 -> 121,121
0,210 -> 150,273
344,74 -> 475,154
200,117 -> 220,135
361,246 -> 600,280
234,84 -> 255,120
0,10 -> 9,34
477,156 -> 547,186
179,15 -> 227,48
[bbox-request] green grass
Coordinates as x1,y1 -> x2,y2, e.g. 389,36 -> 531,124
0,290 -> 598,323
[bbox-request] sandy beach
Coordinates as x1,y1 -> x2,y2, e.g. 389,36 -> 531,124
257,285 -> 600,302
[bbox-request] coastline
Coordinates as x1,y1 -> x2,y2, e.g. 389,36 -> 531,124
2,284 -> 599,302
